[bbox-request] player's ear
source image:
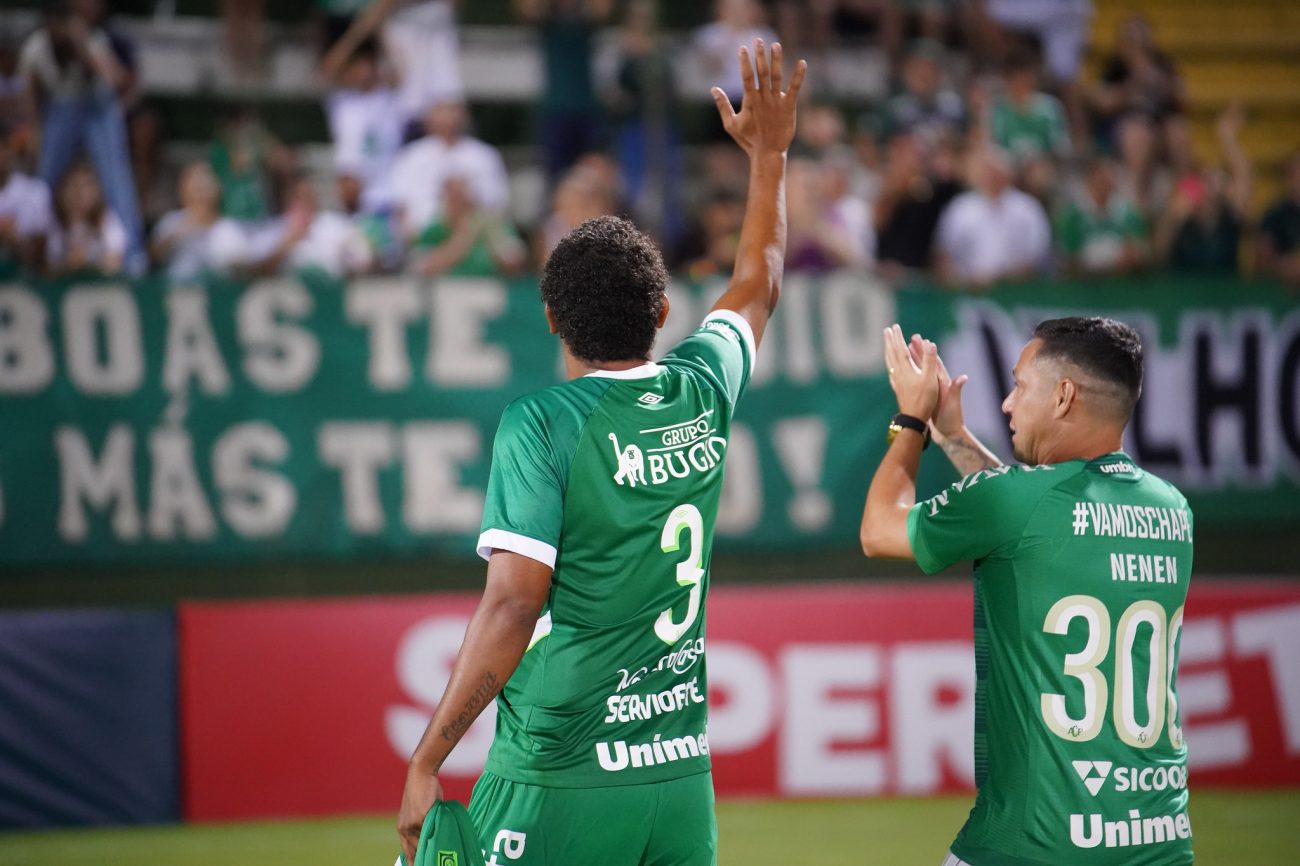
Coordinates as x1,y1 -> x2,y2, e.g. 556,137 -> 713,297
543,304 -> 559,335
656,293 -> 670,330
1054,377 -> 1077,419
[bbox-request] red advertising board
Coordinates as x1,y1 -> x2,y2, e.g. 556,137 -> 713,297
178,581 -> 1300,821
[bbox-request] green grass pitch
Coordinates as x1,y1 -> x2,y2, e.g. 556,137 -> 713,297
3,791 -> 1296,865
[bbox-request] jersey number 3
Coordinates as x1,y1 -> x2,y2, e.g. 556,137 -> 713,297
656,504 -> 705,645
1041,595 -> 1185,749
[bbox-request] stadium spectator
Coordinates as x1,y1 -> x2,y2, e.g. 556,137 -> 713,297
411,175 -> 527,277
808,0 -> 903,59
318,0 -> 373,52
1256,151 -> 1300,287
1091,14 -> 1185,151
609,0 -> 684,248
331,0 -> 464,133
824,150 -> 875,267
982,48 -> 1070,202
149,162 -> 228,282
981,0 -> 1091,138
517,0 -> 612,186
1154,103 -> 1252,275
0,127 -> 53,272
1054,157 -> 1147,277
337,173 -> 403,272
786,158 -> 871,273
247,175 -> 375,278
320,36 -> 404,215
791,102 -> 849,161
873,130 -> 962,278
536,162 -> 618,266
45,161 -> 126,277
0,36 -> 32,157
934,144 -> 1050,288
389,99 -> 510,243
221,0 -> 266,81
209,106 -> 297,223
1113,112 -> 1172,224
677,185 -> 744,281
20,0 -> 143,273
883,39 -> 965,146
695,0 -> 779,108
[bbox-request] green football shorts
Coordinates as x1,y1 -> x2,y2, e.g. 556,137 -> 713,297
469,769 -> 717,865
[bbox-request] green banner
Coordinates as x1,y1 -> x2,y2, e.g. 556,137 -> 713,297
0,272 -> 1296,567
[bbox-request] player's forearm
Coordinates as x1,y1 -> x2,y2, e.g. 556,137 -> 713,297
406,593 -> 539,774
726,153 -> 787,318
934,424 -> 1004,476
860,432 -> 924,559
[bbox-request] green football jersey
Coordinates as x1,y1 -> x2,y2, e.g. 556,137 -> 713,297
907,454 -> 1194,866
476,311 -> 755,788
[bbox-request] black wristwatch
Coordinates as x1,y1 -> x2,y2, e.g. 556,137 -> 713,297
887,413 -> 931,449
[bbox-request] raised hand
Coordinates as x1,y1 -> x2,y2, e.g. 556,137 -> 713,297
909,333 -> 968,440
711,39 -> 807,160
883,324 -> 939,421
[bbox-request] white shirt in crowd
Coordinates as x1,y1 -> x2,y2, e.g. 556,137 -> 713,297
0,172 -> 54,240
151,211 -> 255,282
19,28 -> 116,100
385,0 -> 464,123
46,212 -> 128,270
204,213 -> 372,278
693,22 -> 779,102
935,188 -> 1051,284
388,135 -> 509,238
327,86 -> 405,213
828,194 -> 877,269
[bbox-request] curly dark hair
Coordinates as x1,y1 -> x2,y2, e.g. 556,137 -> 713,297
1034,317 -> 1144,416
540,216 -> 668,364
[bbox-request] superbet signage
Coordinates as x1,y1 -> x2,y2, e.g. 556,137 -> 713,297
180,582 -> 1300,820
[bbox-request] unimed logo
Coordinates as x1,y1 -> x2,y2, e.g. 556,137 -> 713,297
1070,810 -> 1192,849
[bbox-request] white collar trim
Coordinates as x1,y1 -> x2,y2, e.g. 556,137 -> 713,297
585,363 -> 663,380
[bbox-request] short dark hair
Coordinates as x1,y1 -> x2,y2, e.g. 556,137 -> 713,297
1033,317 -> 1143,416
540,216 -> 668,363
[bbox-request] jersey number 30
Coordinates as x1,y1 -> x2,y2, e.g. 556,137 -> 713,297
1041,595 -> 1185,749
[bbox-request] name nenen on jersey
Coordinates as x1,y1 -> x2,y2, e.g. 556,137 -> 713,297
1109,553 -> 1179,584
609,411 -> 727,489
1071,502 -> 1191,541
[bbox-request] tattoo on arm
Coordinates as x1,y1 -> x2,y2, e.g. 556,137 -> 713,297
940,434 -> 1002,477
440,671 -> 500,743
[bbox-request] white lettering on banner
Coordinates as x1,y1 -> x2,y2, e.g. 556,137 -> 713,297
1069,810 -> 1191,849
346,278 -> 423,391
1231,603 -> 1300,755
63,285 -> 143,395
1178,618 -> 1250,770
781,645 -> 885,795
163,288 -> 231,396
427,279 -> 510,387
715,424 -> 761,535
386,616 -> 495,774
891,643 -> 976,793
941,300 -> 1300,488
773,417 -> 831,532
318,422 -> 396,534
401,423 -> 483,533
213,422 -> 295,537
239,279 -> 319,392
820,271 -> 892,378
706,641 -> 775,752
56,424 -> 141,541
148,427 -> 217,540
0,285 -> 55,392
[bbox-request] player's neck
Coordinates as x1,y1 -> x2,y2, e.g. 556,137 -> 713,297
562,349 -> 652,380
1038,427 -> 1125,465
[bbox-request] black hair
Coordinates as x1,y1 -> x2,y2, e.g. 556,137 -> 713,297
1004,46 -> 1039,75
540,216 -> 667,363
1033,317 -> 1143,416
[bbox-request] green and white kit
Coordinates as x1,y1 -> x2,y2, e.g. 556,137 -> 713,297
468,311 -> 754,863
908,454 -> 1194,866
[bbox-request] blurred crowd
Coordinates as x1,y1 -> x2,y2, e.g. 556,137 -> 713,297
2,0 -> 1299,289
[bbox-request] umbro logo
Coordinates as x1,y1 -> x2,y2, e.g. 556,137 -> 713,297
1072,760 -> 1113,796
638,392 -> 663,405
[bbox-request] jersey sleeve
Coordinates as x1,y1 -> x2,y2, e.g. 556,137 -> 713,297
477,399 -> 564,569
906,466 -> 1044,574
661,310 -> 756,412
